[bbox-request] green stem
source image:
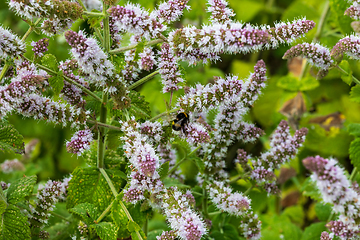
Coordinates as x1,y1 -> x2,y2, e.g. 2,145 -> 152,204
99,168 -> 144,240
203,181 -> 208,218
244,184 -> 253,195
143,217 -> 148,237
97,93 -> 108,169
336,65 -> 360,85
128,70 -> 159,90
150,108 -> 180,121
87,119 -> 122,131
95,27 -> 104,44
51,211 -> 70,221
168,145 -> 202,176
109,39 -> 164,54
0,65 -> 10,82
350,167 -> 358,181
83,11 -> 105,17
96,199 -> 114,223
23,57 -> 102,102
208,211 -> 222,216
77,0 -> 87,10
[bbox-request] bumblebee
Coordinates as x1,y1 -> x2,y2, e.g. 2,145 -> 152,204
172,112 -> 189,131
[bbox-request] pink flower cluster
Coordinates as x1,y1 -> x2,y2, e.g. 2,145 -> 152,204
66,129 -> 94,156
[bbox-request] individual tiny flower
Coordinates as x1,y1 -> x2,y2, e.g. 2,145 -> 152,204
138,47 -> 156,71
66,129 -> 93,156
108,4 -> 166,40
208,180 -> 251,216
265,18 -> 316,48
158,43 -> 184,93
1,159 -> 25,173
331,35 -> 360,61
320,231 -> 333,240
156,230 -> 177,240
1,181 -> 10,190
30,180 -> 67,227
160,187 -> 207,240
207,0 -> 235,24
153,0 -> 190,24
0,25 -> 26,59
31,38 -> 49,58
283,43 -> 333,70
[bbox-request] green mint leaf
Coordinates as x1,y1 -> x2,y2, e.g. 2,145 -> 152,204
41,54 -> 58,71
90,222 -> 118,240
276,75 -> 299,91
6,175 -> 36,204
68,203 -> 100,225
350,85 -> 360,103
48,75 -> 64,96
347,123 -> 360,137
349,138 -> 360,169
0,122 -> 24,154
0,205 -> 31,240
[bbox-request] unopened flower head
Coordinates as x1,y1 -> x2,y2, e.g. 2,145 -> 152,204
31,38 -> 49,58
159,43 -> 184,93
320,231 -> 333,240
153,0 -> 190,24
66,129 -> 93,156
208,180 -> 251,216
156,230 -> 177,240
326,221 -> 359,240
108,4 -> 166,40
183,122 -> 210,145
160,187 -> 207,240
0,25 -> 25,60
283,42 -> 333,70
239,212 -> 262,240
41,18 -> 73,37
331,35 -> 360,61
345,2 -> 360,20
207,0 -> 235,24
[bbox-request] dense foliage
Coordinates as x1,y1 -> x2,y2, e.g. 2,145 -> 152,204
1,0 -> 360,240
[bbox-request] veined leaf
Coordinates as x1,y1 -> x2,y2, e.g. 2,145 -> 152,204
6,175 -> 36,204
0,205 -> 30,240
0,122 -> 24,154
90,222 -> 118,240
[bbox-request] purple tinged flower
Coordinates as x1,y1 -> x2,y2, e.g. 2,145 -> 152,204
207,0 -> 235,24
41,18 -> 73,37
169,23 -> 269,65
283,43 -> 333,70
123,170 -> 164,204
1,181 -> 10,190
302,156 -> 360,221
108,4 -> 166,40
326,221 -> 359,240
30,180 -> 68,227
121,119 -> 160,177
59,59 -> 88,108
17,94 -> 89,129
331,35 -> 360,61
0,25 -> 26,59
183,122 -> 210,144
140,120 -> 163,143
66,129 -> 93,156
265,18 -> 315,48
159,43 -> 184,93
138,47 -> 156,71
239,212 -> 262,240
65,30 -> 130,109
1,159 -> 25,173
235,149 -> 251,171
8,0 -> 49,19
122,49 -> 141,85
160,187 -> 207,240
320,231 -> 333,240
208,180 -> 251,216
153,0 -> 190,24
31,38 -> 49,58
82,0 -> 102,11
156,230 -> 177,240
345,2 -> 360,20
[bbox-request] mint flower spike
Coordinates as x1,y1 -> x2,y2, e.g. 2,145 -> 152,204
207,0 -> 235,24
120,119 -> 161,177
153,0 -> 190,24
65,30 -> 130,109
159,43 -> 184,93
169,23 -> 269,65
320,231 -> 333,240
303,156 -> 360,239
265,18 -> 316,48
331,35 -> 360,61
283,42 -> 333,70
108,3 -> 166,41
345,2 -> 360,20
0,25 -> 25,60
31,38 -> 49,58
160,187 -> 207,240
66,129 -> 93,156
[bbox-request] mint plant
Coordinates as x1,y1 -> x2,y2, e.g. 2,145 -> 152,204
1,0 -> 360,239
